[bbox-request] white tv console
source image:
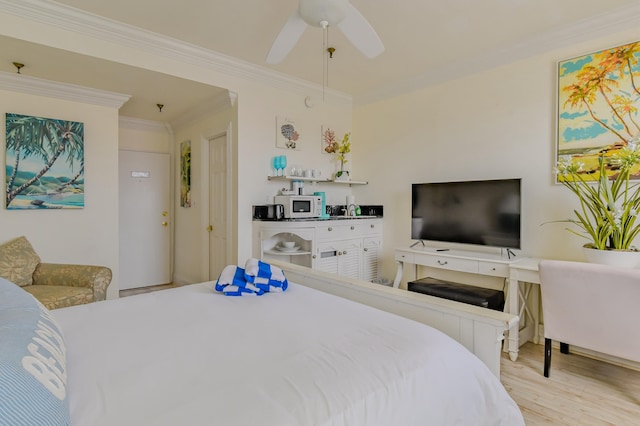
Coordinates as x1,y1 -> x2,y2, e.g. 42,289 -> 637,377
393,246 -> 540,361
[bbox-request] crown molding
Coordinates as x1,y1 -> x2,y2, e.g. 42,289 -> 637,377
0,0 -> 352,103
119,116 -> 169,133
170,91 -> 234,130
354,2 -> 640,106
7,0 -> 635,108
0,70 -> 130,107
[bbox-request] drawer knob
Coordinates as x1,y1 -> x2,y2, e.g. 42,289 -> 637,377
364,248 -> 368,252
328,227 -> 333,231
370,224 -> 374,228
350,226 -> 355,230
312,255 -> 316,259
343,250 -> 347,255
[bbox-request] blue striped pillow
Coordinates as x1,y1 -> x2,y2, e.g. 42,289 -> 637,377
0,278 -> 69,425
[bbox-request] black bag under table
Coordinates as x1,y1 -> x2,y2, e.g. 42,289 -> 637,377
408,277 -> 505,311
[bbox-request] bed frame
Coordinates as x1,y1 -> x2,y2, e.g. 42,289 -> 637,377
272,261 -> 519,377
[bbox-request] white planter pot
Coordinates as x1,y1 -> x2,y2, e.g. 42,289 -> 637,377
582,246 -> 640,268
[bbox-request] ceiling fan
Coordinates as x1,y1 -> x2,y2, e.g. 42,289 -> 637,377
266,0 -> 384,64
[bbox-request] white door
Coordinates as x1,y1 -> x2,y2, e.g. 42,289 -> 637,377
208,134 -> 228,280
119,150 -> 171,290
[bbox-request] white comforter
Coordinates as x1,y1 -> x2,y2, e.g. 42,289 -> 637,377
53,282 -> 524,425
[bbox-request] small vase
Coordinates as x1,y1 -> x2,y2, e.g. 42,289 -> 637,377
335,170 -> 350,181
582,245 -> 640,268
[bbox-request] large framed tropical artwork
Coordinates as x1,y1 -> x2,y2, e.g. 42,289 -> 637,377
557,41 -> 640,182
5,113 -> 85,209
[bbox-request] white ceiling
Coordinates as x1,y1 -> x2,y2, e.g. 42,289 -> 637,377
2,0 -> 640,121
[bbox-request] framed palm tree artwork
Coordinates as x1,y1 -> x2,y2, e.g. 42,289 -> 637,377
557,41 -> 640,182
180,140 -> 191,208
5,113 -> 85,209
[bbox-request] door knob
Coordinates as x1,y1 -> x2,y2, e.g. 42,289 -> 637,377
207,225 -> 213,232
161,221 -> 168,227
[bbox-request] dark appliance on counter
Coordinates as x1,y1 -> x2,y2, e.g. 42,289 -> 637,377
253,204 -> 284,220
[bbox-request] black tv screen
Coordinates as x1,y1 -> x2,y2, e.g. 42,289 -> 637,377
411,178 -> 521,249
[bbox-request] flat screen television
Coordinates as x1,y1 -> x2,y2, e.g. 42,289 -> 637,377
411,178 -> 521,249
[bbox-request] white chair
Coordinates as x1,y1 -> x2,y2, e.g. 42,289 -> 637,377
538,259 -> 640,377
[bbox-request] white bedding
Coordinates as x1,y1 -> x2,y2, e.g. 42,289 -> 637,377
53,281 -> 524,425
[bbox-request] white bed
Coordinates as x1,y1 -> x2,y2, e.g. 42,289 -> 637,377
48,270 -> 524,425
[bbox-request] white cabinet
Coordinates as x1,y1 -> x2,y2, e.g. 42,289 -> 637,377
362,236 -> 381,282
360,220 -> 382,281
253,218 -> 382,281
253,223 -> 315,268
316,238 -> 361,278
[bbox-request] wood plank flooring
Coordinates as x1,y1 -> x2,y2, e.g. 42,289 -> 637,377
120,285 -> 640,425
502,342 -> 640,425
119,282 -> 184,297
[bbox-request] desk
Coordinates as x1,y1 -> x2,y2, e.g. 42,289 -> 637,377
394,247 -> 540,361
508,257 -> 541,359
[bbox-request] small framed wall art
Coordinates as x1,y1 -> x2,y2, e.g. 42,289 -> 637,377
180,140 -> 191,208
276,116 -> 300,149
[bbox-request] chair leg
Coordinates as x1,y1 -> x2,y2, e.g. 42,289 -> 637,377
560,342 -> 569,354
544,338 -> 552,377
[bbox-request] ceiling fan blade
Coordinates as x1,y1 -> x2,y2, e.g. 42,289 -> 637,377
337,3 -> 384,59
266,12 -> 309,64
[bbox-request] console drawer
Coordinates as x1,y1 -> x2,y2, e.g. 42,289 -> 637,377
316,223 -> 361,240
478,262 -> 509,277
395,250 -> 415,263
414,254 -> 479,274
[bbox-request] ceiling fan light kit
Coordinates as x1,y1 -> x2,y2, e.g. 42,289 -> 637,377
299,0 -> 348,27
266,0 -> 384,65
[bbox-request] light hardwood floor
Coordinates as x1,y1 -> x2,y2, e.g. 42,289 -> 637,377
119,282 -> 184,297
502,343 -> 640,425
121,285 -> 640,424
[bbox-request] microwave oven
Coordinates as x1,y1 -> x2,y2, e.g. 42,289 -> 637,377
273,195 -> 323,219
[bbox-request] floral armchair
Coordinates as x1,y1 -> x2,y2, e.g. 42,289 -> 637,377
0,236 -> 112,310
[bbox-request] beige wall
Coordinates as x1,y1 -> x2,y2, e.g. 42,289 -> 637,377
354,29 -> 640,282
119,120 -> 172,153
0,89 -> 120,299
171,97 -> 237,284
5,4 -> 637,288
0,6 -> 355,281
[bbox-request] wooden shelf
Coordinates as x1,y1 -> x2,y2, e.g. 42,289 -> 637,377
267,175 -> 368,185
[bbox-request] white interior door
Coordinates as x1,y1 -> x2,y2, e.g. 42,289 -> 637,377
208,134 -> 228,280
119,150 -> 171,290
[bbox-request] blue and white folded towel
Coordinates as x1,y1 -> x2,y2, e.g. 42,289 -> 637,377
244,258 -> 288,293
215,265 -> 264,296
215,259 -> 288,296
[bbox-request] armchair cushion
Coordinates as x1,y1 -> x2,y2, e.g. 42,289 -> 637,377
0,236 -> 41,287
27,263 -> 112,310
23,285 -> 94,310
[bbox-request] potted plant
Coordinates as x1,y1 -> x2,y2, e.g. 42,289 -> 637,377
323,129 -> 351,180
555,142 -> 640,266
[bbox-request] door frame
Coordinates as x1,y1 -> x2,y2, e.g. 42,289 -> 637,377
200,123 -> 234,280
